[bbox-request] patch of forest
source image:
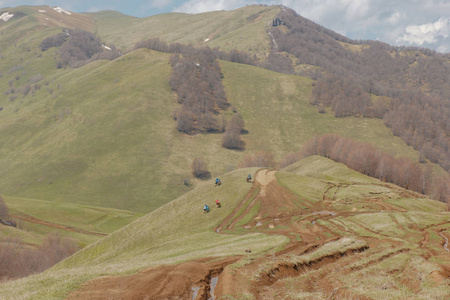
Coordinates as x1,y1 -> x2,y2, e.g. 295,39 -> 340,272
300,134 -> 449,204
135,39 -> 247,150
40,28 -> 121,68
0,196 -> 77,281
270,7 -> 450,173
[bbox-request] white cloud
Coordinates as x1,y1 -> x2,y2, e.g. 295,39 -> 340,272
436,45 -> 448,53
274,0 -> 449,52
386,11 -> 406,25
397,17 -> 449,45
276,0 -> 370,22
343,0 -> 370,20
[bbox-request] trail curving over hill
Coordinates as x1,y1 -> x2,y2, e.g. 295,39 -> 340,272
65,168 -> 450,299
11,214 -> 107,237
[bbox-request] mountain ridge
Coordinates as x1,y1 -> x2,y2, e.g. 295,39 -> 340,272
0,5 -> 448,297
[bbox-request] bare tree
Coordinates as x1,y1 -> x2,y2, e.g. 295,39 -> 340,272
278,151 -> 302,169
191,158 -> 211,179
222,119 -> 245,150
0,196 -> 8,220
239,151 -> 275,168
0,234 -> 78,279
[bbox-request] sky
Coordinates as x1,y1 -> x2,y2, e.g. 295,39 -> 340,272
0,0 -> 449,53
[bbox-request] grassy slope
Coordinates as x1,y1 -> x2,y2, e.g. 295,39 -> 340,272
0,4 -> 428,215
278,157 -> 449,299
1,157 -> 447,299
92,5 -> 278,56
220,61 -> 419,159
0,50 -> 422,214
0,49 -> 180,213
0,168 -> 287,299
1,195 -> 143,246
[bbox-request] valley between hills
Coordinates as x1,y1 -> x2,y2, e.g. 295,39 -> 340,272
0,4 -> 448,300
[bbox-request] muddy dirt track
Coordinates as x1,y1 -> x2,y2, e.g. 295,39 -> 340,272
67,169 -> 450,299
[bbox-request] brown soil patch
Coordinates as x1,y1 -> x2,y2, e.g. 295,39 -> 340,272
259,245 -> 369,287
67,169 -> 450,299
67,256 -> 240,300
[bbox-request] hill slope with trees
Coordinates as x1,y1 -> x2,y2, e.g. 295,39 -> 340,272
0,4 -> 447,213
0,4 -> 448,298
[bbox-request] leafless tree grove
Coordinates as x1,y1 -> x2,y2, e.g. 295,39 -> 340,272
300,134 -> 449,204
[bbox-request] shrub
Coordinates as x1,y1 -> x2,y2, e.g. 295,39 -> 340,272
41,29 -> 121,68
278,151 -> 302,169
222,123 -> 245,150
238,151 -> 276,168
0,196 -> 8,220
192,158 -> 211,179
222,114 -> 246,150
0,234 -> 78,279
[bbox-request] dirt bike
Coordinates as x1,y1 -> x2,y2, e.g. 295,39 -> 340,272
246,177 -> 252,183
215,180 -> 221,187
204,206 -> 210,213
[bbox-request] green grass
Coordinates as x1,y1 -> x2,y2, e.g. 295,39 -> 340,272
275,170 -> 329,204
385,197 -> 448,212
0,168 -> 287,299
93,5 -> 279,56
282,156 -> 380,183
1,195 -> 143,246
4,195 -> 142,233
0,13 -> 431,215
235,198 -> 261,228
0,156 -> 448,299
0,7 -> 448,299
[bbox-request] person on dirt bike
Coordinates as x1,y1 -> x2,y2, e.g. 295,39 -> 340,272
247,174 -> 252,182
215,178 -> 221,186
204,204 -> 210,213
215,199 -> 221,208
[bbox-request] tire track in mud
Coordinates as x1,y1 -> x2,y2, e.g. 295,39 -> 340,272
67,256 -> 240,300
254,243 -> 369,300
216,169 -> 338,245
11,214 -> 107,236
419,221 -> 450,252
215,169 -> 265,233
322,182 -> 338,203
216,171 -> 450,298
439,230 -> 449,253
227,170 -> 276,230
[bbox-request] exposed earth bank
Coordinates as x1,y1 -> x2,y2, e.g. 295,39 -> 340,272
67,169 -> 450,299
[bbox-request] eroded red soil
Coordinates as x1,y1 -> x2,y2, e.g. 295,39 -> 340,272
67,169 -> 450,299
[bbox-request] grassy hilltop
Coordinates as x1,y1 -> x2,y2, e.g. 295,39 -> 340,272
0,157 -> 448,299
0,5 -> 425,214
0,6 -> 447,298
0,46 -> 419,213
92,5 -> 279,55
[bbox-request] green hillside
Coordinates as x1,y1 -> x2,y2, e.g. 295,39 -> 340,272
0,195 -> 142,246
0,5 -> 447,299
0,4 -> 426,215
92,5 -> 278,56
0,168 -> 286,299
0,47 -> 420,213
1,157 -> 447,299
0,40 -> 422,214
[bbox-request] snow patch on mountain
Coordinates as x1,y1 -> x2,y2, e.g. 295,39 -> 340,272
53,7 -> 72,15
0,12 -> 13,22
